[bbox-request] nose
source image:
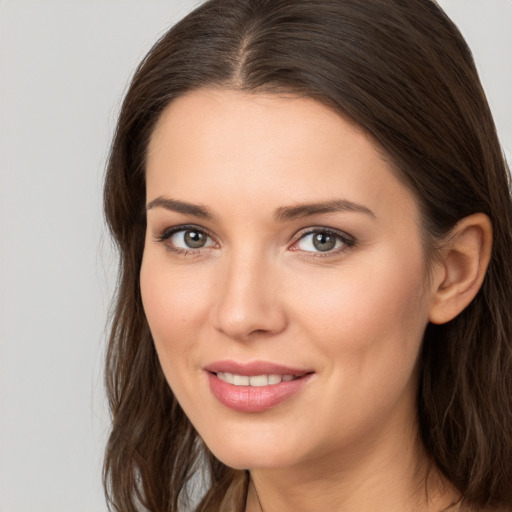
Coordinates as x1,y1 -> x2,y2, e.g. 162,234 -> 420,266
212,251 -> 288,341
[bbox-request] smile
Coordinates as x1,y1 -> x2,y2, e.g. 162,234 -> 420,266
204,361 -> 314,412
216,372 -> 299,386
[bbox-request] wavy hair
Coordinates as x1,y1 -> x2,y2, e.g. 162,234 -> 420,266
103,1 -> 512,510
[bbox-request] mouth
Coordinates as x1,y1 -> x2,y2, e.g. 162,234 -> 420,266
215,372 -> 302,386
204,361 -> 314,412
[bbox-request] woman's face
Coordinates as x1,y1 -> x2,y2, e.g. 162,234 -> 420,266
140,89 -> 437,471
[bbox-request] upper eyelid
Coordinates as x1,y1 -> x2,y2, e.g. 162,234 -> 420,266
292,226 -> 354,242
155,224 -> 215,241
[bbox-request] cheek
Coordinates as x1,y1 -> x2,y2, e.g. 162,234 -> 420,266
288,246 -> 430,387
139,252 -> 213,369
139,254 -> 218,419
295,262 -> 427,339
286,258 -> 429,444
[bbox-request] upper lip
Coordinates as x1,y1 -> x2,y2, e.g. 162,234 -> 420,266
203,360 -> 312,376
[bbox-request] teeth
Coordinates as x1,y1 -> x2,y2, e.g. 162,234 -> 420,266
268,374 -> 282,385
222,372 -> 234,384
249,375 -> 268,387
233,374 -> 249,386
216,372 -> 298,386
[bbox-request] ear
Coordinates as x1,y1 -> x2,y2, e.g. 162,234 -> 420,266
429,213 -> 492,325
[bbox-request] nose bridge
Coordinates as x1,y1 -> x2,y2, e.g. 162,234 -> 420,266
213,244 -> 286,340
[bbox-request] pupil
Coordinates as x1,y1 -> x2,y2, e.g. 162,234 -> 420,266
184,230 -> 206,248
313,233 -> 335,252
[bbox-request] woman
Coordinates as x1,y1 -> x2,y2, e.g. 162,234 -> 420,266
103,0 -> 512,511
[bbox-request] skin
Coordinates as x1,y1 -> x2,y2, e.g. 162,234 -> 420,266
140,89 -> 490,511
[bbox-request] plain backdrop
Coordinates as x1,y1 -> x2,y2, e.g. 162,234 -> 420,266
0,1 -> 510,511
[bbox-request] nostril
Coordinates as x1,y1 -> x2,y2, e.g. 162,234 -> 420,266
249,328 -> 271,336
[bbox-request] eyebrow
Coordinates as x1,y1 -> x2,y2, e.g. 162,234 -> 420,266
146,197 -> 215,219
273,199 -> 375,222
146,196 -> 375,222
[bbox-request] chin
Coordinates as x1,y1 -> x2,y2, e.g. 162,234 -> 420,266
209,447 -> 293,471
199,427 -> 299,471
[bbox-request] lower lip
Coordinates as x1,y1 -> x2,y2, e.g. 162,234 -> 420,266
207,372 -> 313,412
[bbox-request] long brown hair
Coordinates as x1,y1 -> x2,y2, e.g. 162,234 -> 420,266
103,1 -> 512,510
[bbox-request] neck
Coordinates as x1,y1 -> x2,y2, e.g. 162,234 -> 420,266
245,426 -> 459,512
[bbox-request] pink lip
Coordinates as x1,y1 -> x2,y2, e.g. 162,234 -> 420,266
204,360 -> 314,413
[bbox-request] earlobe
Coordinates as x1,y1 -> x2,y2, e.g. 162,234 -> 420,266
429,213 -> 493,325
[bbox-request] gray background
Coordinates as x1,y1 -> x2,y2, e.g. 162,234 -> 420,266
0,1 -> 510,511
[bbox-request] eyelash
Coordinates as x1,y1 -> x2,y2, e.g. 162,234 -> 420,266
154,225 -> 356,257
154,224 -> 217,257
291,227 -> 356,257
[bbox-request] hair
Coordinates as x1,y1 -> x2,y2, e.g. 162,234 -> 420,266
103,0 -> 512,510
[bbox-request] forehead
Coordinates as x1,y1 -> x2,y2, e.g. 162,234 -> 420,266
146,88 -> 418,223
148,88 -> 374,172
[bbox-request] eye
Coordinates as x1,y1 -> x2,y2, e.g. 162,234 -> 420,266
293,229 -> 354,254
156,226 -> 216,253
171,229 -> 214,249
